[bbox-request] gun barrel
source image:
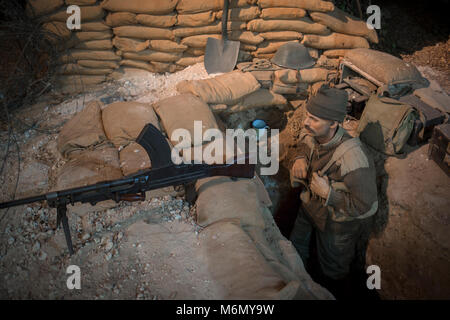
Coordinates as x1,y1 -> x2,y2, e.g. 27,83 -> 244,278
0,194 -> 47,209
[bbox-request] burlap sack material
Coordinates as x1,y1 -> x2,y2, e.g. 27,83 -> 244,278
57,100 -> 106,158
105,12 -> 137,27
74,39 -> 113,50
152,93 -> 219,148
113,26 -> 174,40
228,31 -> 265,45
56,142 -> 123,190
77,60 -> 119,69
176,70 -> 260,105
274,68 -> 334,84
177,11 -> 217,27
26,0 -> 64,18
112,37 -> 149,53
57,64 -> 113,75
215,6 -> 260,21
260,31 -> 303,41
102,101 -> 161,147
136,13 -> 177,28
122,50 -> 182,63
59,49 -> 120,62
344,48 -> 428,87
149,40 -> 188,53
173,21 -> 246,38
175,55 -> 204,67
101,0 -> 178,14
258,0 -> 334,12
119,142 -> 151,176
272,77 -> 309,95
55,75 -> 107,94
247,18 -> 330,35
310,7 -> 379,44
176,0 -> 256,14
260,7 -> 306,20
72,30 -> 113,42
80,21 -> 111,32
302,33 -> 370,49
228,88 -> 287,112
180,34 -> 221,48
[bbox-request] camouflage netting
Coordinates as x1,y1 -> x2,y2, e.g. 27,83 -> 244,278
26,0 -> 378,94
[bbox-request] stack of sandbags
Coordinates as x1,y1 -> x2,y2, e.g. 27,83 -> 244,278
27,1 -> 116,93
55,100 -> 123,190
175,0 -> 257,69
102,0 -> 181,73
101,101 -> 162,176
272,66 -> 338,96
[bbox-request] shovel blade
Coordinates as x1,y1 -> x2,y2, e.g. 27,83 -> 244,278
204,37 -> 240,74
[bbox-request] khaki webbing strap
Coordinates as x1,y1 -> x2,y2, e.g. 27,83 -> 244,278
319,137 -> 362,177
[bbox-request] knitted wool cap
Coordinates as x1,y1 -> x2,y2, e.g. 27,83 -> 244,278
306,85 -> 348,122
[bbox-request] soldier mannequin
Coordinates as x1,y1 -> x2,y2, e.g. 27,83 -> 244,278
289,85 -> 378,299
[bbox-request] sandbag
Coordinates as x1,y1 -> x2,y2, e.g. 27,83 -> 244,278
176,70 -> 260,105
152,94 -> 219,147
310,7 -> 379,44
258,0 -> 334,12
151,61 -> 177,73
59,49 -> 120,62
57,100 -> 106,158
198,219 -> 299,299
26,0 -> 64,17
113,37 -> 149,52
344,48 -> 427,87
105,12 -> 137,27
357,94 -> 417,155
274,68 -> 334,84
56,143 -> 123,189
229,89 -> 287,112
260,8 -> 306,20
149,40 -> 188,53
55,75 -> 106,87
75,39 -> 113,50
175,0 -> 223,14
40,5 -> 104,22
247,18 -> 330,35
42,22 -> 72,43
122,50 -> 182,63
119,142 -> 151,176
113,26 -> 174,40
175,55 -> 205,66
251,52 -> 275,60
102,101 -> 161,147
260,31 -> 303,41
136,13 -> 177,28
255,41 -> 292,54
302,33 -> 370,49
216,6 -> 260,21
177,11 -> 217,27
72,30 -> 113,42
184,48 -> 205,56
323,49 -> 349,58
272,77 -> 308,95
195,177 -> 266,228
315,55 -> 340,69
119,59 -> 155,72
81,21 -> 111,32
228,31 -> 264,45
66,0 -> 97,4
101,0 -> 178,14
240,43 -> 258,51
78,60 -> 119,69
180,34 -> 220,48
57,64 -> 113,75
173,21 -> 246,38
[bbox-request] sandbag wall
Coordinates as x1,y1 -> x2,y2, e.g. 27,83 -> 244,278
26,0 -> 119,94
29,0 -> 378,87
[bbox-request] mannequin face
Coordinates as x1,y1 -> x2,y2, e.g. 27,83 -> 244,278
303,111 -> 338,141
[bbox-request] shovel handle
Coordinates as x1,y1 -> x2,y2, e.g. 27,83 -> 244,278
222,0 -> 229,41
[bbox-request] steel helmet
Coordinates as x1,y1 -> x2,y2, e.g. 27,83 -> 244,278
271,42 -> 315,70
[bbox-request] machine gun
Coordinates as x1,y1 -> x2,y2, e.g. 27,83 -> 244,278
0,124 -> 255,255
